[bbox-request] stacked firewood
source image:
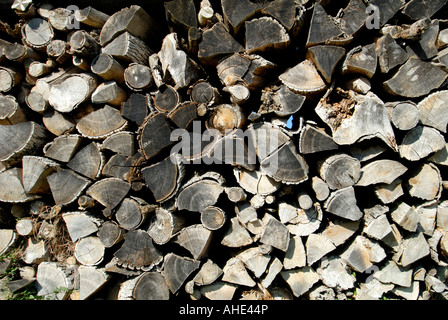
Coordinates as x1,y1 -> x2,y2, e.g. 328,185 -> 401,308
1,0 -> 448,300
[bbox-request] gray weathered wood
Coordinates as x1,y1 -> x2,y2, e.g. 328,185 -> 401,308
115,197 -> 153,231
75,6 -> 110,29
281,266 -> 320,298
306,3 -> 347,47
159,33 -> 203,90
22,17 -> 54,51
342,44 -> 378,79
162,253 -> 200,294
0,121 -> 48,165
385,101 -> 420,131
316,90 -> 397,151
406,163 -> 442,201
91,53 -> 125,83
147,208 -> 185,245
91,81 -> 127,107
260,214 -> 290,252
124,63 -> 154,92
279,59 -> 326,95
76,105 -> 128,139
78,266 -> 110,300
376,33 -> 410,74
399,126 -> 445,161
306,45 -> 346,84
201,206 -> 226,231
299,124 -> 338,154
356,159 -> 408,187
103,32 -> 152,65
86,177 -> 131,210
22,155 -> 58,194
245,17 -> 290,54
43,134 -> 81,163
198,22 -> 245,66
99,5 -> 160,47
67,142 -> 104,180
384,58 -> 448,98
49,73 -> 98,113
318,153 -> 361,190
47,168 -> 90,206
306,233 -> 336,266
114,230 -> 163,270
132,272 -> 170,300
36,262 -> 72,300
418,90 -> 448,133
324,187 -> 363,221
175,224 -> 212,260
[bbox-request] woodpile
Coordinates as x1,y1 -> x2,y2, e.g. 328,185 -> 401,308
1,0 -> 448,301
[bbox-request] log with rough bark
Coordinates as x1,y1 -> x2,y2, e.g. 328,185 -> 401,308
97,221 -> 124,248
198,22 -> 245,66
121,93 -> 150,126
279,59 -> 326,95
115,197 -> 154,231
383,58 -> 448,98
102,32 -> 152,65
75,6 -> 110,29
76,105 -> 128,139
162,253 -> 200,294
86,177 -> 131,210
22,17 -> 54,51
132,272 -> 170,300
47,168 -> 90,206
0,94 -> 26,125
0,66 -> 23,93
70,30 -> 101,59
91,53 -> 125,83
99,5 -> 161,48
0,121 -> 48,165
46,40 -> 70,64
113,229 -> 163,271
